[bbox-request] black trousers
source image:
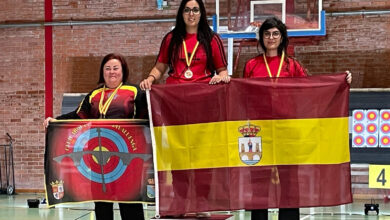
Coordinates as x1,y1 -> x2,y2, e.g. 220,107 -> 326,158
251,208 -> 299,220
94,202 -> 144,220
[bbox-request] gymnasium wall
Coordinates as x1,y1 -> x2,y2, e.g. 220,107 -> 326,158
0,0 -> 389,194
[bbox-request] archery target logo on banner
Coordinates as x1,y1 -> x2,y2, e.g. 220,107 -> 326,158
73,128 -> 128,183
46,120 -> 153,204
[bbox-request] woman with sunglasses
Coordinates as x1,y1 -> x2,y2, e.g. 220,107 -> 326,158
243,17 -> 352,220
140,0 -> 229,90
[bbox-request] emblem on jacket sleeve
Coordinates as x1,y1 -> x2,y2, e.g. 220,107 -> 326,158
238,122 -> 262,165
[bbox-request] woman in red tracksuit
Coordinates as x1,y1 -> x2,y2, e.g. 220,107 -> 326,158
243,17 -> 352,220
139,0 -> 230,217
140,0 -> 230,89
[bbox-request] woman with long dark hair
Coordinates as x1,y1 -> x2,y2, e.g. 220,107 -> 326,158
140,0 -> 229,89
140,1 -> 229,217
244,17 -> 351,220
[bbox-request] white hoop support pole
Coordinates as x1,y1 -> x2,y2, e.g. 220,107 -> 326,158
146,89 -> 160,218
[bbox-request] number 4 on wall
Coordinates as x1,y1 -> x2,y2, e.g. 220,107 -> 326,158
369,165 -> 390,189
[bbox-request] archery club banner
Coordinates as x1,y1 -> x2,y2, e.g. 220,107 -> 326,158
45,119 -> 154,206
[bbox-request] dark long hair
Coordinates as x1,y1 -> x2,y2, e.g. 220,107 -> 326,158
258,17 -> 289,56
167,0 -> 215,75
258,17 -> 306,74
98,53 -> 129,84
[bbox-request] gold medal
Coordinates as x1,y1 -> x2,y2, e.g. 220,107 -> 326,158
184,69 -> 193,79
98,82 -> 122,118
263,50 -> 285,78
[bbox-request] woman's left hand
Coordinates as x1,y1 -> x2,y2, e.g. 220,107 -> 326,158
220,75 -> 231,83
346,70 -> 352,84
209,75 -> 230,85
209,75 -> 222,84
210,69 -> 231,85
209,75 -> 231,84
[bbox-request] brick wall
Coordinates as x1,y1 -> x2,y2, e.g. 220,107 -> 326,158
324,0 -> 390,12
295,14 -> 390,88
52,23 -> 173,116
0,0 -> 389,194
0,1 -> 44,21
0,27 -> 46,190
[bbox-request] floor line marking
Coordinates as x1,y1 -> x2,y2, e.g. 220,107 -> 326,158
300,214 -> 311,220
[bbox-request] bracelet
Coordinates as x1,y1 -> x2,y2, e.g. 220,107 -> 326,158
147,74 -> 156,81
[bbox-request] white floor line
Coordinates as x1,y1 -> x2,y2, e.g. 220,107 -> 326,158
300,214 -> 311,220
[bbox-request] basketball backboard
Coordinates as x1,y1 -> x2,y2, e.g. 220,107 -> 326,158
213,0 -> 325,75
215,0 -> 324,38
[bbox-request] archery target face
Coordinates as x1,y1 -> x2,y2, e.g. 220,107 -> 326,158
74,128 -> 127,183
352,110 -> 367,148
380,109 -> 390,147
352,109 -> 379,148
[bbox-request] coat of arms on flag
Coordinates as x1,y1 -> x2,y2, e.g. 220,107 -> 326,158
238,122 -> 262,165
44,119 -> 154,206
50,180 -> 64,200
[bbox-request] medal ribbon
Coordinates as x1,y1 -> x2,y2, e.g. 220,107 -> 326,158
183,40 -> 199,68
98,82 -> 123,118
263,50 -> 285,78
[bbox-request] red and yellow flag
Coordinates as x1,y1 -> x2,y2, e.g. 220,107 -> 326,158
149,74 -> 352,216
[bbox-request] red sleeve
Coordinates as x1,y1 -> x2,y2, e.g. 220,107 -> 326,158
291,59 -> 307,77
211,34 -> 227,70
243,57 -> 257,78
157,33 -> 172,64
243,60 -> 251,78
